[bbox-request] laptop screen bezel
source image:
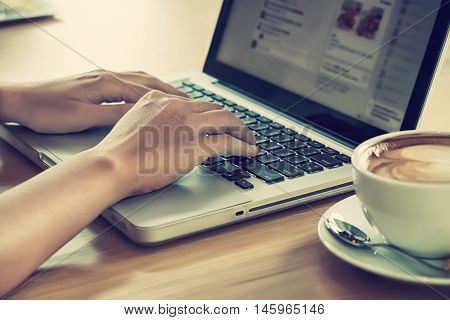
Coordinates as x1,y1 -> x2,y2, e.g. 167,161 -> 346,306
203,0 -> 450,147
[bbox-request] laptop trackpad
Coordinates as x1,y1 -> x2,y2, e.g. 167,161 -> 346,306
112,167 -> 252,228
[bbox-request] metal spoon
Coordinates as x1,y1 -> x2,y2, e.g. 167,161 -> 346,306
325,217 -> 449,275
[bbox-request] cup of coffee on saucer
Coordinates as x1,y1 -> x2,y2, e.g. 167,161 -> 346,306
352,130 -> 450,259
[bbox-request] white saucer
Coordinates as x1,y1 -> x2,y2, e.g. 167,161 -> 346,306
318,195 -> 450,285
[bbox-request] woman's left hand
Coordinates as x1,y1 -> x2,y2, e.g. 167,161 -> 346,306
0,69 -> 187,133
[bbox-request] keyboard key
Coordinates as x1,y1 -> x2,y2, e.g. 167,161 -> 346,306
234,111 -> 247,119
281,128 -> 297,135
233,105 -> 248,112
322,147 -> 339,156
259,128 -> 281,137
243,162 -> 285,184
202,90 -> 215,96
297,147 -> 321,157
255,135 -> 269,144
179,86 -> 194,94
203,157 -> 224,166
270,122 -> 284,129
230,156 -> 253,165
258,141 -> 282,151
210,162 -> 237,174
223,106 -> 235,112
229,156 -> 241,165
223,100 -> 236,107
190,91 -> 204,99
235,179 -> 254,190
285,154 -> 308,165
192,85 -> 204,91
182,81 -> 195,86
271,133 -> 294,143
269,161 -> 304,178
283,140 -> 306,150
222,169 -> 250,181
308,140 -> 325,149
257,154 -> 280,164
209,164 -> 225,174
220,164 -> 243,174
310,154 -> 342,168
293,134 -> 311,142
257,149 -> 267,156
248,123 -> 270,131
242,117 -> 257,125
272,148 -> 295,158
256,116 -> 272,123
301,162 -> 324,174
197,96 -> 215,103
212,94 -> 226,101
335,154 -> 351,164
245,110 -> 260,117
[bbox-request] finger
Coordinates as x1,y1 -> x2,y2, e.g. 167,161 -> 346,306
113,80 -> 151,102
112,72 -> 189,98
110,80 -> 193,105
152,91 -> 192,101
85,73 -> 150,103
188,101 -> 223,113
86,72 -> 187,104
150,96 -> 221,114
191,110 -> 256,145
198,134 -> 259,159
83,103 -> 134,127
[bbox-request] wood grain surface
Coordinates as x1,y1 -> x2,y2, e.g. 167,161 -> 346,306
1,0 -> 449,299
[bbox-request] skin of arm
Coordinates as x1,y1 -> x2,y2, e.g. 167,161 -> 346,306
0,149 -> 125,296
0,72 -> 257,296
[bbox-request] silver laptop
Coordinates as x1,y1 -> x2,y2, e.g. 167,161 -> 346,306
0,0 -> 55,24
1,0 -> 449,244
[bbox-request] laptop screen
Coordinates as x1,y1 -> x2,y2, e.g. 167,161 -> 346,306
205,0 -> 449,146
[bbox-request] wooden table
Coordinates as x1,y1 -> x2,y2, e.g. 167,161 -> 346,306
1,0 -> 449,299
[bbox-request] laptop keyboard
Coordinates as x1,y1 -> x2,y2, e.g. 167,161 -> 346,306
173,80 -> 351,190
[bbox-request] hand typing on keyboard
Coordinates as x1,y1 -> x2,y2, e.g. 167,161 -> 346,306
0,73 -> 259,295
94,89 -> 258,195
173,81 -> 352,189
0,69 -> 188,134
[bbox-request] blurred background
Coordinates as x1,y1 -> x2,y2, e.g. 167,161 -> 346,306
0,0 -> 448,130
0,0 -> 221,81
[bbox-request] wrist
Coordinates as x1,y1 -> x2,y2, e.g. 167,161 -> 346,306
0,85 -> 26,123
0,86 -> 10,122
77,147 -> 135,202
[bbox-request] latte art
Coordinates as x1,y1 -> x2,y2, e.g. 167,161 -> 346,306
366,136 -> 450,183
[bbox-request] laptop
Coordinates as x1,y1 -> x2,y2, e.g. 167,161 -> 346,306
1,0 -> 449,244
0,0 -> 54,24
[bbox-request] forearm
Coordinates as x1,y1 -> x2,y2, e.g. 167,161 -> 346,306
0,85 -> 27,124
0,86 -> 7,122
0,149 -> 125,296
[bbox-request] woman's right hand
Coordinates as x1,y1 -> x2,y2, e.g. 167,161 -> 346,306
0,85 -> 258,297
92,90 -> 258,199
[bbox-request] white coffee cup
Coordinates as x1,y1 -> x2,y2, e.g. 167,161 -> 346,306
352,130 -> 450,258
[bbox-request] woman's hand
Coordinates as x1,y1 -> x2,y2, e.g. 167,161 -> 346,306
0,85 -> 258,296
93,90 -> 258,198
0,69 -> 187,133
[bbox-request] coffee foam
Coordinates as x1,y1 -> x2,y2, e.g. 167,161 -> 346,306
365,135 -> 450,183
